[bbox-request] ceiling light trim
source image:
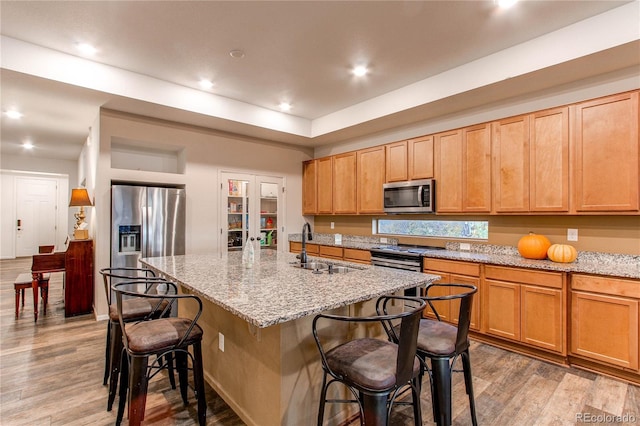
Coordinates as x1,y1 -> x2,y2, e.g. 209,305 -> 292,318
1,36 -> 312,137
311,2 -> 640,137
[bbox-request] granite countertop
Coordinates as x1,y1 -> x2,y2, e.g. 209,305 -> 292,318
140,251 -> 439,328
288,234 -> 640,280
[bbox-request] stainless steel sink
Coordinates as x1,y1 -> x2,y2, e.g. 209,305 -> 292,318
295,262 -> 329,270
292,262 -> 358,273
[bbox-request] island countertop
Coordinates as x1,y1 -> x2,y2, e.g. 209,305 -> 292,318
141,250 -> 439,328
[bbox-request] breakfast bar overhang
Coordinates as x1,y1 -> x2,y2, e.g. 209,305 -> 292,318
141,251 -> 439,426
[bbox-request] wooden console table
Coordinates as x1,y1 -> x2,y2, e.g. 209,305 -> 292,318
31,239 -> 94,320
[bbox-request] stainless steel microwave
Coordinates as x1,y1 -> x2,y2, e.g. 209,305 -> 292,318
383,179 -> 435,213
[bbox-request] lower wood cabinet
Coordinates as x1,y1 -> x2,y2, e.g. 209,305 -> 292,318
483,265 -> 565,354
423,259 -> 481,331
289,242 -> 370,264
570,274 -> 639,371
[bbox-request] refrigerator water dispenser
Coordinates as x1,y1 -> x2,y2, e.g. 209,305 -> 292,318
119,225 -> 141,253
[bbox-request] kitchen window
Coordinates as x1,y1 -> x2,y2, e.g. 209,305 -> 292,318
375,219 -> 488,240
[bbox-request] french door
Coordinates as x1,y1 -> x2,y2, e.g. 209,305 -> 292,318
220,172 -> 283,255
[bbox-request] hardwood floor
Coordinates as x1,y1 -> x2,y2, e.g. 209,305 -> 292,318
1,257 -> 638,425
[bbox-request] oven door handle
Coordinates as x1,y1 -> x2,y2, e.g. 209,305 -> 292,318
417,185 -> 424,206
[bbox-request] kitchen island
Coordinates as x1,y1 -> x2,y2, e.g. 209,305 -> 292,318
141,250 -> 439,426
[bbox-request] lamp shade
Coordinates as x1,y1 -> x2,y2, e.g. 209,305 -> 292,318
69,188 -> 93,207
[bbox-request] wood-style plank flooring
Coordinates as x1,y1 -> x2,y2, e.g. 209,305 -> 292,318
1,257 -> 638,425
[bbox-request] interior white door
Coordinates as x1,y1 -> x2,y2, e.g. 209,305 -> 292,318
15,177 -> 58,257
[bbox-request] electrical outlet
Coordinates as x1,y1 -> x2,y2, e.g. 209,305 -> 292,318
219,332 -> 225,352
330,222 -> 334,229
380,237 -> 388,244
460,243 -> 471,251
567,228 -> 578,242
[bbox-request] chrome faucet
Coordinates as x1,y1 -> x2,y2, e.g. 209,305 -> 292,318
300,222 -> 313,265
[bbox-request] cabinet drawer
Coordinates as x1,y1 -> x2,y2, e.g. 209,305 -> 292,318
571,274 -> 640,298
485,265 -> 564,289
319,245 -> 343,259
424,258 -> 479,276
289,242 -> 319,254
343,248 -> 371,264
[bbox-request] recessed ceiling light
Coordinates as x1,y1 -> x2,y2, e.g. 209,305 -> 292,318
75,42 -> 97,56
496,0 -> 518,9
22,141 -> 34,150
229,49 -> 245,59
352,65 -> 368,77
279,102 -> 291,112
4,110 -> 23,119
199,79 -> 214,89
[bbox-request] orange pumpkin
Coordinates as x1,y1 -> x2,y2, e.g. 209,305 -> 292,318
547,244 -> 577,263
517,232 -> 551,259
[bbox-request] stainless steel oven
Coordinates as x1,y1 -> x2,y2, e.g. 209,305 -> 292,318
370,244 -> 444,295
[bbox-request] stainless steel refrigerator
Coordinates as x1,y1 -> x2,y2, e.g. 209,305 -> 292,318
111,185 -> 186,271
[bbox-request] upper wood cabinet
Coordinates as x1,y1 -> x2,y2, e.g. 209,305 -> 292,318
530,107 -> 570,212
332,152 -> 357,214
408,135 -> 434,180
573,91 -> 639,212
492,115 -> 530,213
493,107 -> 570,213
434,130 -> 463,212
386,136 -> 434,183
435,124 -> 491,213
357,146 -> 386,214
385,141 -> 408,182
302,160 -> 317,215
316,157 -> 333,214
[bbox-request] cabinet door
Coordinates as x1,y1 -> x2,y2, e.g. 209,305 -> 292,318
450,274 -> 481,331
423,272 -> 452,322
316,157 -> 333,214
408,135 -> 434,180
302,160 -> 317,215
571,291 -> 638,370
574,91 -> 639,212
357,146 -> 386,214
521,285 -> 564,353
484,279 -> 520,341
333,152 -> 357,214
343,248 -> 371,264
492,115 -> 530,212
434,130 -> 463,212
463,123 -> 492,212
385,141 -> 408,182
530,107 -> 569,212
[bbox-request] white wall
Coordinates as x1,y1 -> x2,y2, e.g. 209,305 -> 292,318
89,110 -> 313,319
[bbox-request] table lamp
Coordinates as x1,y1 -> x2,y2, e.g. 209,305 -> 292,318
69,188 -> 93,240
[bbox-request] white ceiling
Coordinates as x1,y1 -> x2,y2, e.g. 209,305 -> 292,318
1,0 -> 638,161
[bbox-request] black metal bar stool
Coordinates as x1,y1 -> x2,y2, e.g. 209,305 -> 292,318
113,279 -> 206,426
418,283 -> 478,426
99,267 -> 175,411
313,295 -> 426,426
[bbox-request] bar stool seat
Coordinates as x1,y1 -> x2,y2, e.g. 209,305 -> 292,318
113,279 -> 206,426
313,296 -> 426,426
99,267 -> 175,412
14,273 -> 50,319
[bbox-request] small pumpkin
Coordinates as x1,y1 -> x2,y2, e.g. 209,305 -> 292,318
547,244 -> 577,263
517,232 -> 551,260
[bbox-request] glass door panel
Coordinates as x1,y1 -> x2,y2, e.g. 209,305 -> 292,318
226,178 -> 250,251
259,182 -> 278,250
